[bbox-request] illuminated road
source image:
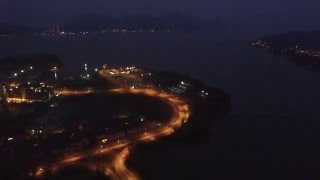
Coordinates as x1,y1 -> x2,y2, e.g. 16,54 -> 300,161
54,89 -> 93,96
112,148 -> 139,180
38,76 -> 190,179
105,168 -> 121,180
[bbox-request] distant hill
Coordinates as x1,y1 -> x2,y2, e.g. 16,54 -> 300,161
0,23 -> 35,35
0,54 -> 62,76
253,31 -> 320,50
250,30 -> 320,64
60,14 -> 223,32
0,15 -> 224,35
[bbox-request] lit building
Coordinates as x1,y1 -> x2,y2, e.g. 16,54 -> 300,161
84,64 -> 88,72
3,82 -> 54,104
168,81 -> 191,94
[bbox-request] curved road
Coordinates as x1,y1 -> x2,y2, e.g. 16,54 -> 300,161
38,82 -> 190,179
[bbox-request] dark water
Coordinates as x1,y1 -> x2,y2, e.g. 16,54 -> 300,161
1,30 -> 320,178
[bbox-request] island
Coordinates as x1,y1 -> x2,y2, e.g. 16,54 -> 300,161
250,31 -> 320,58
0,55 -> 229,179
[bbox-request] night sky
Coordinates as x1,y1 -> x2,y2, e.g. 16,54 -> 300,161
1,0 -> 320,30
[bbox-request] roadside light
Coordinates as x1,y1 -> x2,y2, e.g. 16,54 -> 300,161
36,167 -> 44,176
20,70 -> 24,73
95,68 -> 98,72
30,66 -> 33,70
13,73 -> 18,77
